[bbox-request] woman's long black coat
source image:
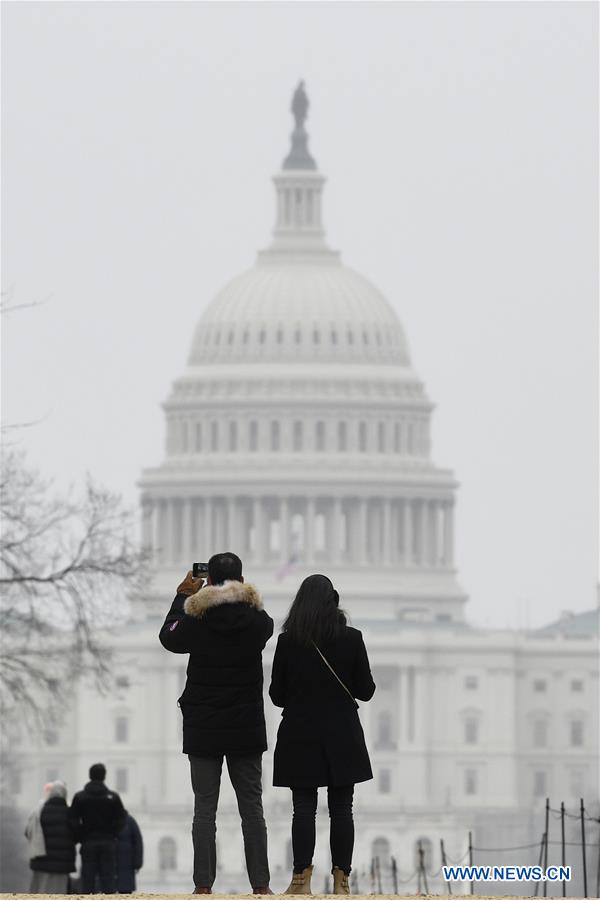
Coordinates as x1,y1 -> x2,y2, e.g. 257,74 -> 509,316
269,626 -> 376,788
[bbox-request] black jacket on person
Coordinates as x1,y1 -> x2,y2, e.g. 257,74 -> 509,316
117,814 -> 143,893
30,796 -> 76,874
269,626 -> 376,787
69,780 -> 127,842
159,579 -> 274,757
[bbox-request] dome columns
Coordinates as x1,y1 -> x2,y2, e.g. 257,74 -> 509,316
141,492 -> 455,573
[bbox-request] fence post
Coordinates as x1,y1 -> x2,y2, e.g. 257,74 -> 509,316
534,832 -> 546,898
391,855 -> 398,894
595,816 -> 600,900
580,798 -> 588,898
375,855 -> 382,894
561,801 -> 566,898
543,797 -> 550,898
440,839 -> 452,896
417,840 -> 428,896
468,831 -> 473,896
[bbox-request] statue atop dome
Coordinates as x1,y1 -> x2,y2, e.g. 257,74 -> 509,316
291,80 -> 309,128
283,79 -> 316,171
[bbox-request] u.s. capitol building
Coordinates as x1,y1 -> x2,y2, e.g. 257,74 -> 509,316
19,87 -> 599,894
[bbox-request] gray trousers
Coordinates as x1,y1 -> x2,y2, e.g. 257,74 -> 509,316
189,753 -> 270,889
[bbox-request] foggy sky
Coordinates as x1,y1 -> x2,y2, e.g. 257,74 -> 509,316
2,1 -> 598,629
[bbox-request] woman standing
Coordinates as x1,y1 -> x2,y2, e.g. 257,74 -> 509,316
269,574 -> 376,895
25,781 -> 76,893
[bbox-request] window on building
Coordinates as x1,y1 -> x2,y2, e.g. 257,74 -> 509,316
533,771 -> 547,797
571,679 -> 584,692
414,838 -> 433,873
347,330 -> 354,345
271,421 -> 280,451
464,676 -> 478,690
116,768 -> 128,793
158,836 -> 177,871
533,719 -> 548,748
249,420 -> 258,452
116,676 -> 130,689
259,329 -> 266,344
195,423 -> 202,452
533,679 -> 547,693
315,421 -> 325,452
215,330 -> 221,345
377,422 -> 385,452
313,329 -> 320,344
338,422 -> 347,451
371,837 -> 390,866
570,720 -> 584,747
276,329 -> 283,343
210,421 -> 218,452
464,717 -> 479,745
378,769 -> 391,794
293,422 -> 303,453
376,711 -> 393,747
464,768 -> 477,796
115,716 -> 129,744
242,330 -> 249,344
331,330 -> 337,344
363,331 -> 369,345
358,422 -> 367,452
229,422 -> 237,452
295,328 -> 301,344
44,730 -> 58,746
569,768 -> 585,798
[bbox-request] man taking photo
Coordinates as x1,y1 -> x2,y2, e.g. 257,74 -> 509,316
159,552 -> 274,894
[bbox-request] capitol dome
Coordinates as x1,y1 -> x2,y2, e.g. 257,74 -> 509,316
189,265 -> 411,367
141,82 -> 465,625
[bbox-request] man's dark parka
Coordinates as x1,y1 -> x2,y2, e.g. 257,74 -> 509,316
159,579 -> 274,757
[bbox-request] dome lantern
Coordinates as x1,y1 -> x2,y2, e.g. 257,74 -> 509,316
260,82 -> 338,263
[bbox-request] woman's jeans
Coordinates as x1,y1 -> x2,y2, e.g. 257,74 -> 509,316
291,785 -> 354,875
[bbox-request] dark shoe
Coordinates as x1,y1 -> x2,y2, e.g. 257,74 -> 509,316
193,888 -> 211,894
252,888 -> 273,895
332,867 -> 350,895
284,866 -> 313,894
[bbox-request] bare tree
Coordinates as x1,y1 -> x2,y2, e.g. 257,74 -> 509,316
0,447 -> 146,731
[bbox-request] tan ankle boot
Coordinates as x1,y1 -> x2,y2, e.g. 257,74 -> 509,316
332,866 -> 350,894
284,865 -> 313,894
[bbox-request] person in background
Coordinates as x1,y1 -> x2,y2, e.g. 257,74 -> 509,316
69,763 -> 127,893
269,574 -> 376,896
116,813 -> 144,893
25,781 -> 76,893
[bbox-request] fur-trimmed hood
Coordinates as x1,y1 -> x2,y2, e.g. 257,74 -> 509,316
184,580 -> 263,620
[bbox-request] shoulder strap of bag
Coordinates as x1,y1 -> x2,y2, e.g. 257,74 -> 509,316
312,641 -> 359,709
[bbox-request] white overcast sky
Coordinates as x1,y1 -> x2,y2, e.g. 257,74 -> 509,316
2,1 -> 598,629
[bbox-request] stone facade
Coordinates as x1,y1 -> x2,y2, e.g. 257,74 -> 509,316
12,95 -> 599,896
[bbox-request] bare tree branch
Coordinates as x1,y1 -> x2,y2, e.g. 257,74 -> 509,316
0,449 -> 148,734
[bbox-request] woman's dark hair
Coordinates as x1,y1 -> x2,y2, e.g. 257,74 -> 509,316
282,574 -> 347,646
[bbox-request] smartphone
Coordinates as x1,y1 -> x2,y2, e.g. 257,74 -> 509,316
192,562 -> 209,579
